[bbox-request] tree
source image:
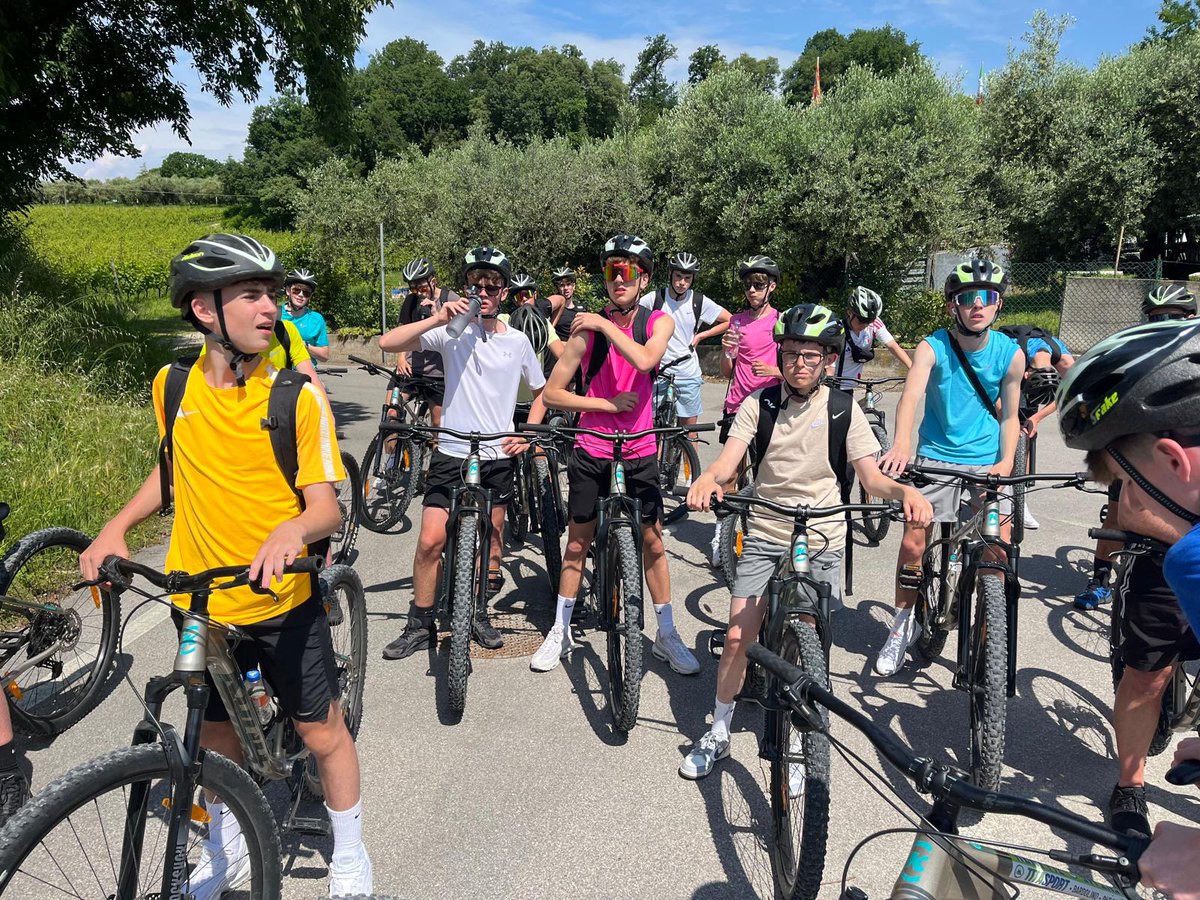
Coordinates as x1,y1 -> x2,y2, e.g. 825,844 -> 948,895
0,0 -> 380,212
781,26 -> 921,104
629,34 -> 678,124
1146,0 -> 1200,41
688,45 -> 724,84
159,152 -> 225,179
730,53 -> 781,93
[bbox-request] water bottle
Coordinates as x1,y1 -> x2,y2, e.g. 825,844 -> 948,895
446,289 -> 482,339
725,322 -> 743,360
390,384 -> 402,406
244,668 -> 277,726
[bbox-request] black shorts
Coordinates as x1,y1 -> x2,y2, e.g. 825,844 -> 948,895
1119,553 -> 1200,672
414,377 -> 445,408
172,598 -> 338,723
423,450 -> 514,509
566,448 -> 661,524
718,409 -> 736,445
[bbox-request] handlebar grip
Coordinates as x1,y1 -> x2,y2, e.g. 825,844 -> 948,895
285,557 -> 325,575
1089,529 -> 1132,543
348,354 -> 376,368
321,366 -> 348,374
747,642 -> 804,684
519,424 -> 555,434
692,423 -> 716,433
1166,759 -> 1200,787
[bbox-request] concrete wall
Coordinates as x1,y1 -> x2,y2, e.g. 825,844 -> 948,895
1060,277 -> 1156,351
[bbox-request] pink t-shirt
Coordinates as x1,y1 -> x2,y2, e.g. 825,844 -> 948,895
724,307 -> 781,412
577,310 -> 667,460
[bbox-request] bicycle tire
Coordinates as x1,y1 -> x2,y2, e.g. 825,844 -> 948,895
914,542 -> 951,662
304,564 -> 368,798
660,434 -> 700,496
969,574 -> 1008,792
1011,433 -> 1028,546
858,423 -> 892,544
606,526 -> 644,734
0,528 -> 119,738
720,486 -> 753,589
0,743 -> 281,898
358,432 -> 416,533
535,457 -> 563,592
507,457 -> 529,547
448,515 -> 480,716
330,451 -> 361,565
768,621 -> 831,900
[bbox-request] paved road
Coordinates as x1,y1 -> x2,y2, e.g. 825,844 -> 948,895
21,371 -> 1200,899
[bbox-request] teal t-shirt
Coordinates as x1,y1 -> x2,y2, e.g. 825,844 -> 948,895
281,307 -> 329,348
917,329 -> 1018,466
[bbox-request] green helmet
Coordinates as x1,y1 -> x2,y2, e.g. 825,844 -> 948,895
944,258 -> 1008,299
774,303 -> 845,352
463,246 -> 512,281
1144,283 -> 1196,317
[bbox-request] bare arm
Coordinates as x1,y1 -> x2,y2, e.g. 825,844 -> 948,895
687,437 -> 752,510
694,308 -> 732,346
307,343 -> 331,363
542,333 -> 627,414
79,466 -> 166,581
993,352 -> 1025,475
853,456 -> 933,527
885,340 -> 913,369
250,481 -> 342,588
880,340 -> 934,475
379,296 -> 469,353
578,312 -> 673,374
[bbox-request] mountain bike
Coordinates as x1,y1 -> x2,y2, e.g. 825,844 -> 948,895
748,641 -> 1157,900
0,502 -> 119,738
522,421 -> 714,734
827,375 -> 905,544
350,354 -> 436,532
0,554 -> 367,899
1092,526 -> 1200,758
710,493 -> 903,900
906,465 -> 1091,792
714,427 -> 756,589
312,365 -> 362,564
507,404 -> 566,591
653,354 -> 703,497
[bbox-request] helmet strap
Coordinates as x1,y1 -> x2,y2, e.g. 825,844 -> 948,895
209,288 -> 257,388
1108,448 -> 1200,527
952,305 -> 988,339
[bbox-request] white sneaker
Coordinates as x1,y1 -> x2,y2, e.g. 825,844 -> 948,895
874,611 -> 919,677
653,630 -> 701,675
188,831 -> 250,900
1023,505 -> 1040,530
679,729 -> 731,779
530,624 -> 574,672
329,847 -> 373,897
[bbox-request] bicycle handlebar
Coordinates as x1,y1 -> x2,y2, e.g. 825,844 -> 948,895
1088,528 -> 1170,556
745,642 -> 1148,880
80,555 -> 323,595
906,464 -> 1089,488
380,422 -> 530,443
317,366 -> 347,375
713,493 -> 902,522
520,422 -> 715,441
825,375 -> 907,390
659,353 -> 693,374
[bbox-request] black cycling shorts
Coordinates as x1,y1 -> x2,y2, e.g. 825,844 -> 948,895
172,598 -> 338,723
414,377 -> 445,409
423,450 -> 514,509
566,447 -> 662,525
1118,552 -> 1200,673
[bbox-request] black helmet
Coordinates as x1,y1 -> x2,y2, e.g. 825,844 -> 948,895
283,268 -> 317,290
170,234 -> 285,311
552,266 -> 576,284
850,286 -> 883,321
944,258 -> 1008,299
508,304 -> 551,355
463,246 -> 512,281
1024,366 -> 1061,407
668,251 -> 700,274
1143,283 -> 1197,317
601,234 -> 654,275
1056,319 -> 1200,451
510,272 -> 537,292
403,258 -> 435,284
774,303 -> 845,352
738,255 -> 780,281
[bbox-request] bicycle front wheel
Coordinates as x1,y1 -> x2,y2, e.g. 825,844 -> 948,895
0,743 -> 281,898
448,515 -> 481,715
0,527 -> 119,738
969,574 -> 1008,791
768,621 -> 831,900
1011,433 -> 1028,545
659,434 -> 700,496
914,543 -> 951,662
606,526 -> 644,734
330,451 -> 361,565
858,422 -> 892,544
535,457 -> 563,591
720,486 -> 752,589
358,432 -> 417,533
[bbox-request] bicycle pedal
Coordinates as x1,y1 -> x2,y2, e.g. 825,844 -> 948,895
709,630 -> 727,659
284,814 -> 332,836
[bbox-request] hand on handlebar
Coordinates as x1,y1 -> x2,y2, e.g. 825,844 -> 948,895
900,486 -> 934,529
79,524 -> 130,584
249,519 -> 308,590
687,477 -> 721,512
394,355 -> 412,377
1139,822 -> 1200,900
501,435 -> 530,457
987,459 -> 1014,478
607,391 -> 639,414
879,444 -> 913,477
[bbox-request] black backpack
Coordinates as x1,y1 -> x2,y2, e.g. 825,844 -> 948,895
998,324 -> 1062,370
582,305 -> 656,393
652,287 -> 708,335
752,384 -> 855,503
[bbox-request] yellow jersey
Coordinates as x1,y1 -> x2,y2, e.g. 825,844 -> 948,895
153,357 -> 344,624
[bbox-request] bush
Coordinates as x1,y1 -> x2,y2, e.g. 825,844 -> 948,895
886,290 -> 947,345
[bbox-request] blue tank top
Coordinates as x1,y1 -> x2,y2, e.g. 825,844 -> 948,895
917,329 -> 1018,466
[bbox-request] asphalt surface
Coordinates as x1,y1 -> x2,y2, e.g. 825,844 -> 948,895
19,371 -> 1200,899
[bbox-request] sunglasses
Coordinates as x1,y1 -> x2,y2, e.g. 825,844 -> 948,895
469,283 -> 504,297
953,288 -> 1001,307
743,278 -> 770,292
289,287 -> 312,298
513,290 -> 534,301
603,261 -> 644,283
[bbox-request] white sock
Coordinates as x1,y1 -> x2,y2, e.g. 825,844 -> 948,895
890,607 -> 913,636
554,594 -> 574,630
203,800 -> 243,857
654,602 -> 676,636
712,699 -> 736,740
327,799 -> 364,866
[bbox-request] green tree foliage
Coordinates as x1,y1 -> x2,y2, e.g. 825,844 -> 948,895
629,34 -> 679,124
729,53 -> 781,94
1146,0 -> 1200,40
781,26 -> 922,104
0,0 -> 380,213
688,45 -> 725,84
159,152 -> 225,179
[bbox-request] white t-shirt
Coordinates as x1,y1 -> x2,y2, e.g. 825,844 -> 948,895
838,318 -> 894,381
638,288 -> 726,381
420,322 -> 546,458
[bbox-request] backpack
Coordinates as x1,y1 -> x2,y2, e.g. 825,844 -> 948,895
582,305 -> 656,393
752,384 -> 855,503
998,324 -> 1062,370
652,287 -> 707,336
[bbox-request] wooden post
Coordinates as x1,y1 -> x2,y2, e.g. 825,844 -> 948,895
1114,224 -> 1126,274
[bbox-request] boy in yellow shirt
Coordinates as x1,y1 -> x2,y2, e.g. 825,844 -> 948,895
81,234 -> 370,897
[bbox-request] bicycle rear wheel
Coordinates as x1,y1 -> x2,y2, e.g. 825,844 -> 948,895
660,434 -> 700,496
858,422 -> 892,544
330,451 -> 361,565
0,743 -> 281,898
358,432 -> 417,533
969,574 -> 1008,791
768,621 -> 831,900
507,456 -> 529,546
720,486 -> 752,589
606,526 -> 644,734
448,515 -> 481,716
1011,433 -> 1028,545
0,528 -> 119,738
535,457 -> 563,591
914,540 -> 952,662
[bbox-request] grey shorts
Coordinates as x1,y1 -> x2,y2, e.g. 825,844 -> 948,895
731,536 -> 845,613
916,456 -> 1012,525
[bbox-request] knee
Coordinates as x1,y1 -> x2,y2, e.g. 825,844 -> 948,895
416,530 -> 445,560
295,710 -> 348,757
642,531 -> 664,560
899,529 -> 926,559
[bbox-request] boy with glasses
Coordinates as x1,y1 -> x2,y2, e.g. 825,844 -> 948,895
877,259 -> 1023,677
530,235 -> 699,677
281,269 -> 330,363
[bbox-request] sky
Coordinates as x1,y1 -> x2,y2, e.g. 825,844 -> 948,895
71,0 -> 1161,179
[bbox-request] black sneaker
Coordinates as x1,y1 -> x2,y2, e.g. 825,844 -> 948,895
1109,784 -> 1151,838
0,770 -> 31,829
381,614 -> 435,660
472,609 -> 504,650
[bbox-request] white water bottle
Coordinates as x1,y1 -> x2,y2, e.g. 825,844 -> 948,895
244,668 -> 277,727
446,289 -> 482,339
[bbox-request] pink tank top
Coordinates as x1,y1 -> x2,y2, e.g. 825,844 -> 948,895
577,310 -> 665,460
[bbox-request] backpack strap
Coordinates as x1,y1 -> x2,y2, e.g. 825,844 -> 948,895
273,319 -> 295,369
652,287 -> 666,312
582,306 -> 656,393
826,387 -> 854,502
692,290 -> 705,330
945,329 -> 1000,421
157,356 -> 198,515
752,384 -> 784,480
